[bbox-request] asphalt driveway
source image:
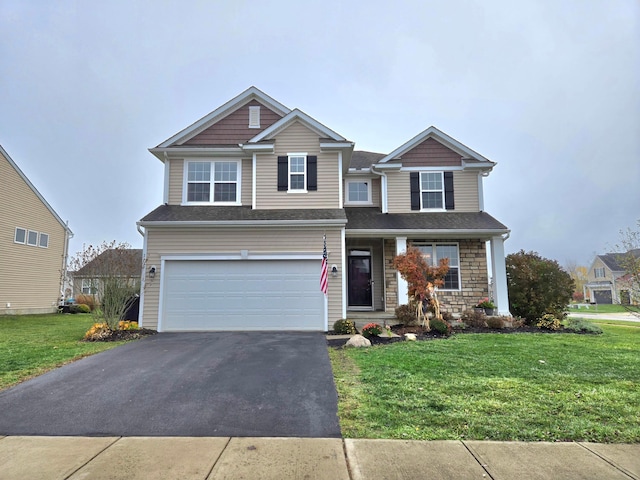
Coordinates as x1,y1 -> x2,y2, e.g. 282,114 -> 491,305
0,332 -> 341,437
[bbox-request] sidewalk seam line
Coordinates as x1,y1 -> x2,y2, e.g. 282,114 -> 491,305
577,443 -> 637,480
63,436 -> 122,480
204,436 -> 232,479
461,441 -> 496,480
341,438 -> 355,480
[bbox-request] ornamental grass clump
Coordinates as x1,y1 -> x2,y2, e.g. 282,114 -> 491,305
361,323 -> 382,338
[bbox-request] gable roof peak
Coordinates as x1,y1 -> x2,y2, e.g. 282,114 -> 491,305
377,125 -> 495,167
156,86 -> 291,148
249,108 -> 348,143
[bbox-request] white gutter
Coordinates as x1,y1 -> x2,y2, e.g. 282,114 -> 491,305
346,228 -> 511,238
138,219 -> 348,228
369,165 -> 388,213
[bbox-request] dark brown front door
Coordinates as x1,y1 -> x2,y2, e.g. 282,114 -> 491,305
348,254 -> 372,308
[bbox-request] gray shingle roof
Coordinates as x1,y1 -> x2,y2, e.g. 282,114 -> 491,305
140,205 -> 347,223
598,249 -> 640,272
74,249 -> 143,277
344,208 -> 509,232
349,151 -> 386,169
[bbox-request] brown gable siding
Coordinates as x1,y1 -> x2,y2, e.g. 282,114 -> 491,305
401,137 -> 462,167
184,100 -> 284,145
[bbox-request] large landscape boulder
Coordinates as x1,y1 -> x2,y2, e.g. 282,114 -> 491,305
346,334 -> 371,348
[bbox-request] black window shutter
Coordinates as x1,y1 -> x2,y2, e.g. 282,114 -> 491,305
410,172 -> 420,210
277,156 -> 288,191
444,171 -> 455,210
307,156 -> 317,191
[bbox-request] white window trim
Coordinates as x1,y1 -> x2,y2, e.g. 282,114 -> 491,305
38,232 -> 49,248
420,171 -> 446,212
345,180 -> 372,205
26,230 -> 38,246
14,227 -> 26,244
414,241 -> 461,291
288,153 -> 307,193
81,278 -> 98,295
248,106 -> 261,128
182,160 -> 242,205
594,267 -> 606,278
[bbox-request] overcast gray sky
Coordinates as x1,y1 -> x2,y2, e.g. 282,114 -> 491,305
1,0 -> 638,267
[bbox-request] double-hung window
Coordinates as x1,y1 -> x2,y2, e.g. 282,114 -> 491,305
420,172 -> 444,210
186,161 -> 239,204
594,267 -> 605,278
415,242 -> 460,290
289,155 -> 306,191
81,279 -> 98,295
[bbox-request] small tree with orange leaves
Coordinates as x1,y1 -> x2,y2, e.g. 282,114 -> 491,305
393,246 -> 450,331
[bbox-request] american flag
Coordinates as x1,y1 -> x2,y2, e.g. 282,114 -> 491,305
320,234 -> 328,295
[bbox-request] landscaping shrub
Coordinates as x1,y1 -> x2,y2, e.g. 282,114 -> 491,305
461,309 -> 487,328
84,323 -> 112,341
564,318 -> 603,334
333,319 -> 357,335
361,322 -> 382,338
75,304 -> 91,314
506,250 -> 574,323
75,294 -> 98,311
486,316 -> 505,329
118,320 -> 139,331
536,314 -> 562,330
441,311 -> 454,323
430,318 -> 451,335
395,304 -> 416,325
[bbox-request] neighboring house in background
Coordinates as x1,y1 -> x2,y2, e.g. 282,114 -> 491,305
71,249 -> 143,299
137,87 -> 510,332
0,145 -> 73,314
584,249 -> 640,304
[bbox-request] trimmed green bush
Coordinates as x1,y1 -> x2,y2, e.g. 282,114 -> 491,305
430,318 -> 451,335
76,304 -> 91,314
333,319 -> 357,335
564,318 -> 603,334
536,314 -> 562,330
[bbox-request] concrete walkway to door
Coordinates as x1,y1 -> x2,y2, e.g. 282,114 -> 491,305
0,332 -> 341,438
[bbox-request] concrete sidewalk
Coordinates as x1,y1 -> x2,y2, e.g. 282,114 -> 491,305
0,436 -> 637,480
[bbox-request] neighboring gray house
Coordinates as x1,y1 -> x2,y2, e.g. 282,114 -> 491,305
72,249 -> 143,299
584,249 -> 640,304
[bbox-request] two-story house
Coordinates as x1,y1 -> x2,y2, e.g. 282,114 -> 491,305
137,87 -> 510,331
0,145 -> 73,314
584,250 -> 640,304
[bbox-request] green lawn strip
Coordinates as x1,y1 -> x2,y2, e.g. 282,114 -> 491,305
590,319 -> 640,328
570,304 -> 634,314
330,327 -> 640,442
0,314 -> 127,390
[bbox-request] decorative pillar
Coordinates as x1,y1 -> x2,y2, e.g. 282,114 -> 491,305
490,235 -> 510,316
395,237 -> 409,305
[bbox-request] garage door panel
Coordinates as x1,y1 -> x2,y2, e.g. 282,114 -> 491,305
161,260 -> 324,331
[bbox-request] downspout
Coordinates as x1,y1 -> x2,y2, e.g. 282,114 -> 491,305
60,221 -> 73,304
137,223 -> 147,327
370,165 -> 388,213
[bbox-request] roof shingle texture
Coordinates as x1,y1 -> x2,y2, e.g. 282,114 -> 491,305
140,205 -> 347,223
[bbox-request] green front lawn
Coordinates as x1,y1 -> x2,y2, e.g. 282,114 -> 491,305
330,324 -> 640,443
571,303 -> 636,314
0,314 -> 127,390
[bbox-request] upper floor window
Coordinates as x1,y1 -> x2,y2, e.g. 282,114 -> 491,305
39,233 -> 49,248
289,155 -> 306,191
27,230 -> 39,246
594,267 -> 605,278
346,181 -> 371,204
185,161 -> 240,204
421,172 -> 444,210
14,227 -> 26,244
415,242 -> 460,290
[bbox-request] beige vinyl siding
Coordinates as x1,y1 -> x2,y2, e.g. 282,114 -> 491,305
588,257 -> 613,282
453,171 -> 480,212
241,158 -> 252,206
141,226 -> 344,330
255,121 -> 340,209
386,170 -> 411,213
386,170 -> 480,213
0,152 -> 67,314
168,159 -> 183,205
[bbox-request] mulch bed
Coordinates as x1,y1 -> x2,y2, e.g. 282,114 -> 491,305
84,328 -> 157,342
326,323 -> 590,348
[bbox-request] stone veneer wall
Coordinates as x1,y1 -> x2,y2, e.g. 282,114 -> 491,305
384,238 -> 489,316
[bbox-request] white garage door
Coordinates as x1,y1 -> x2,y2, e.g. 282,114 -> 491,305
160,259 -> 324,331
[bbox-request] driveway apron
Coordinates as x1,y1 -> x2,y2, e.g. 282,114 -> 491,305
0,332 -> 341,437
